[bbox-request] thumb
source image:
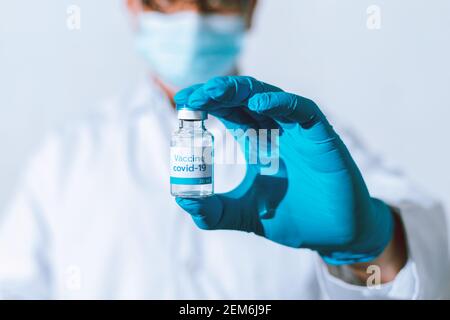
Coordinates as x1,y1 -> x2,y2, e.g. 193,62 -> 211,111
176,196 -> 224,230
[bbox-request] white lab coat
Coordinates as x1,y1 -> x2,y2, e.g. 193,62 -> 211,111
0,78 -> 449,299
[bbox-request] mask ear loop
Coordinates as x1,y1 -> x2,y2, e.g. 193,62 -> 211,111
242,0 -> 255,29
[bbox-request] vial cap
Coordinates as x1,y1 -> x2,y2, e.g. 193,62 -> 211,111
177,104 -> 207,120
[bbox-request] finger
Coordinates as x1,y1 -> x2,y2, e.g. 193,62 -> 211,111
186,77 -> 280,130
174,84 -> 204,106
175,83 -> 263,131
249,92 -> 320,125
176,195 -> 261,234
248,92 -> 335,141
176,196 -> 223,230
188,76 -> 283,110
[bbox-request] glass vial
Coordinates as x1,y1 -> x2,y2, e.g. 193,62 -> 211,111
170,106 -> 214,198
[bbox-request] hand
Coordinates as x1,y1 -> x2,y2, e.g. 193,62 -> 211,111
174,76 -> 394,265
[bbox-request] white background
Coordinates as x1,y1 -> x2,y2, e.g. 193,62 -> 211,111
1,0 -> 449,216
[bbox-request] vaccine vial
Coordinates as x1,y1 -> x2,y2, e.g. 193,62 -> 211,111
170,105 -> 214,198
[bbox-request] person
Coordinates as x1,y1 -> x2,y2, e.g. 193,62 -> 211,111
0,0 -> 449,299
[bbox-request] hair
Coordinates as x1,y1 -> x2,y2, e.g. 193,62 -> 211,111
141,0 -> 251,13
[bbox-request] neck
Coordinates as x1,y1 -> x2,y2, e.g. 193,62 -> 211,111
153,76 -> 176,108
180,119 -> 204,129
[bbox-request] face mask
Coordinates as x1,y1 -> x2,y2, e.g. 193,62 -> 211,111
136,11 -> 245,89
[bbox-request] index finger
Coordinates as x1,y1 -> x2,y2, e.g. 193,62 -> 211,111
174,80 -> 273,132
187,76 -> 283,111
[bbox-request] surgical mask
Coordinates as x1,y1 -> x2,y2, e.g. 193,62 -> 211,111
136,11 -> 245,89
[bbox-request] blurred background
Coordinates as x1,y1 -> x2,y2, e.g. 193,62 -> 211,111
1,0 -> 449,216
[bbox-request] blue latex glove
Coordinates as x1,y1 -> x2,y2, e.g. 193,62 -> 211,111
174,76 -> 393,265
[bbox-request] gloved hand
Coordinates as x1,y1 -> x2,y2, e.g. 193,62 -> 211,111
174,76 -> 393,265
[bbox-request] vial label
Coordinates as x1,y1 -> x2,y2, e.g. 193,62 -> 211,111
170,146 -> 212,185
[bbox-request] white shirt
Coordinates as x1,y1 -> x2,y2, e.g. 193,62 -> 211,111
0,79 -> 449,299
